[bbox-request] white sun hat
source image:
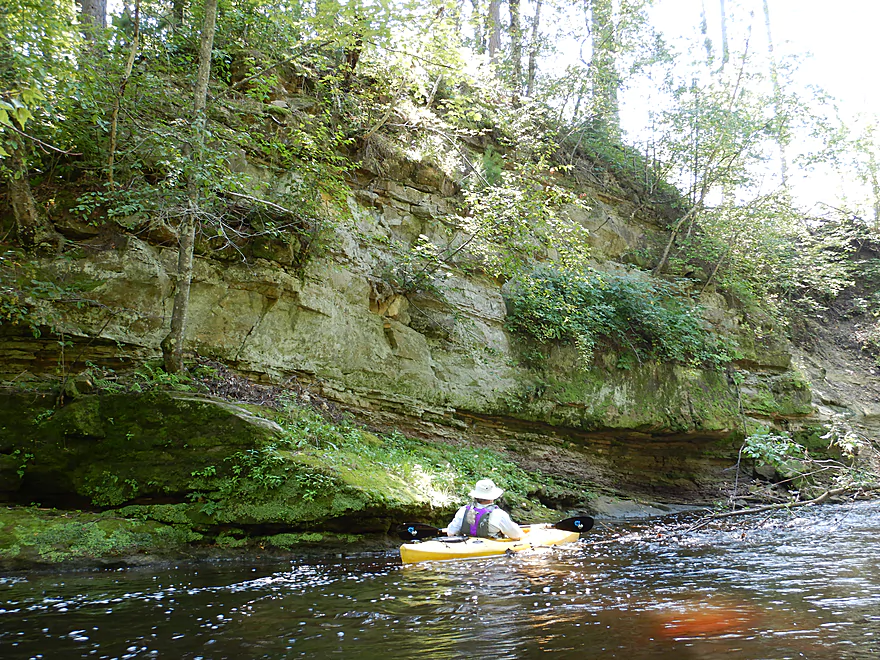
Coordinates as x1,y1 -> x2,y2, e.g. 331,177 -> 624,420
469,479 -> 504,500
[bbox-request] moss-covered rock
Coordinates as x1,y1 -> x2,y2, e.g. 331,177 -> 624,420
740,373 -> 813,418
0,389 -> 570,567
496,349 -> 742,434
0,506 -> 202,567
0,391 -> 284,508
262,531 -> 364,549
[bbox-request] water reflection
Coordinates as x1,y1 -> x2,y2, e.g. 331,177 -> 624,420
2,500 -> 880,658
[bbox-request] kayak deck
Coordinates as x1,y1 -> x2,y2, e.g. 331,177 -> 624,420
399,525 -> 580,564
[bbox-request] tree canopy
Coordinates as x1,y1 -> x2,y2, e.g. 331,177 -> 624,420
1,0 -> 878,368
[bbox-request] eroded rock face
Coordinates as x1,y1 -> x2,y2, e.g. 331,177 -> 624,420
0,167 -> 823,505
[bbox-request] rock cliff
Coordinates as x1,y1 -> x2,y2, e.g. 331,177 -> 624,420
1,135 -> 877,565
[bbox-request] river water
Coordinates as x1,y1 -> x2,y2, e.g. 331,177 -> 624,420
3,500 -> 880,659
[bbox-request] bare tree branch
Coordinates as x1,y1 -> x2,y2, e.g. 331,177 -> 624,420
5,124 -> 81,156
713,484 -> 880,519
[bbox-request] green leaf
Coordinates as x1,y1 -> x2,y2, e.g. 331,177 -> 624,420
13,106 -> 33,129
20,87 -> 44,106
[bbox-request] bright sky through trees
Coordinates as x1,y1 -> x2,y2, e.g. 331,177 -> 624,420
98,0 -> 878,217
640,0 -> 880,212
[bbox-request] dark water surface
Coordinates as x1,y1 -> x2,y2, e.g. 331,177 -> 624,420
3,500 -> 880,659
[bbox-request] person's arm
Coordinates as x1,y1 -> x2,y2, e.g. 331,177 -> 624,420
447,506 -> 466,536
494,510 -> 523,540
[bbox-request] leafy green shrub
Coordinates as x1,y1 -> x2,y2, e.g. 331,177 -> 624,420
481,146 -> 504,185
130,363 -> 195,392
664,201 -> 864,324
505,266 -> 737,368
295,467 -> 338,502
743,428 -> 807,467
69,187 -> 156,224
744,422 -> 875,496
188,444 -> 299,513
460,173 -> 591,279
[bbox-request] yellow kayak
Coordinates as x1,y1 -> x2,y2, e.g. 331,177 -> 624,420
399,525 -> 580,564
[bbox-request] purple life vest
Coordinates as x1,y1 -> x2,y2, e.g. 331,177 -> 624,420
462,503 -> 498,537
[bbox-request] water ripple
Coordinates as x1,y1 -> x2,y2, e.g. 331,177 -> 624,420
2,501 -> 880,658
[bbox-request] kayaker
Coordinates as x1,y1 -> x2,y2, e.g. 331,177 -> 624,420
446,479 -> 523,540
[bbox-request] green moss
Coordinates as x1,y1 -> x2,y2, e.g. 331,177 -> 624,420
266,532 -> 325,548
59,395 -> 106,437
741,375 -> 813,417
743,387 -> 776,415
733,330 -> 792,369
177,406 -> 560,529
686,369 -> 742,426
1,390 -> 581,559
792,425 -> 829,452
216,530 -> 248,548
116,503 -> 213,526
1,391 -> 283,509
264,532 -> 365,549
0,507 -> 202,565
0,391 -> 57,452
501,357 -> 740,434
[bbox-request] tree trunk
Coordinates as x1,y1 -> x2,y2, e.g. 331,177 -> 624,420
868,149 -> 880,227
487,0 -> 501,65
108,0 -> 140,185
699,0 -> 712,63
763,0 -> 788,187
526,0 -> 543,96
509,0 -> 522,101
192,0 -> 216,131
172,0 -> 186,26
76,0 -> 107,29
588,0 -> 620,136
161,209 -> 197,373
343,14 -> 364,88
470,0 -> 485,53
719,0 -> 729,68
7,144 -> 58,250
161,0 -> 218,374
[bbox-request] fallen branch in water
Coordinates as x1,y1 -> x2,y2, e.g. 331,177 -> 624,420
712,484 -> 880,519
